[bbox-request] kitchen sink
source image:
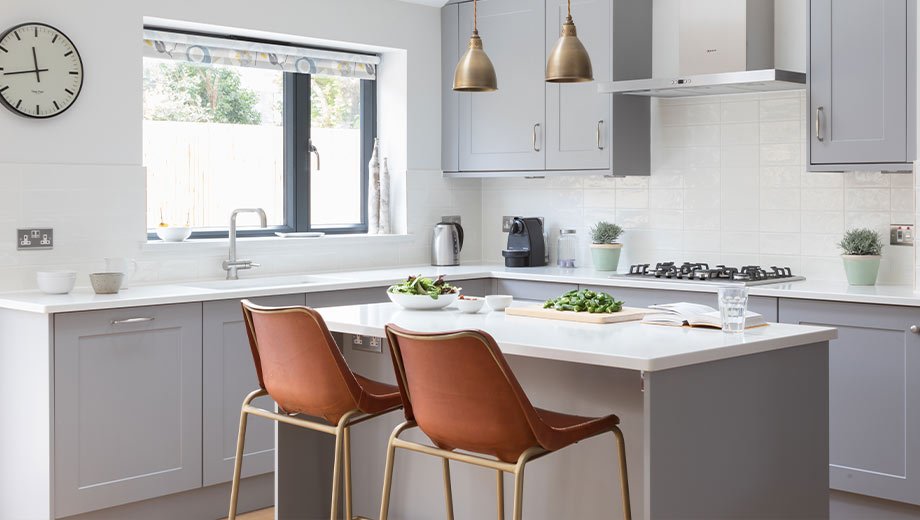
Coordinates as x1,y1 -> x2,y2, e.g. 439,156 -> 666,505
181,275 -> 348,290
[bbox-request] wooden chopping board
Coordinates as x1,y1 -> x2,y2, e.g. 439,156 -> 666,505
504,305 -> 652,324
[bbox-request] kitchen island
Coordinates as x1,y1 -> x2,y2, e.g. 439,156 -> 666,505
275,300 -> 838,520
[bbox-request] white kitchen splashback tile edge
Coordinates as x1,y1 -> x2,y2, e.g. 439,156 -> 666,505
480,91 -> 916,285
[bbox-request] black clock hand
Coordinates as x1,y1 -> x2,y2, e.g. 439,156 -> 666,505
4,68 -> 49,76
32,47 -> 41,83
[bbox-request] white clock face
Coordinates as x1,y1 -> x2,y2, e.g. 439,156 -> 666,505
0,23 -> 83,118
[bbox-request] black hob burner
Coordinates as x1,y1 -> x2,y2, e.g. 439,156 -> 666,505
624,262 -> 804,286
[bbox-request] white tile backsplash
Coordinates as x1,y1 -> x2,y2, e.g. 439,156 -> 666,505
480,91 -> 917,284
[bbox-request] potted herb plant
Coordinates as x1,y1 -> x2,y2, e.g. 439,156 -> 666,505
838,228 -> 883,285
590,221 -> 624,271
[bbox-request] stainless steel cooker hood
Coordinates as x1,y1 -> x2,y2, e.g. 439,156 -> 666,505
599,0 -> 806,97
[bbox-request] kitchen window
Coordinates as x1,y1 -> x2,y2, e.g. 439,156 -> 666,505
142,29 -> 377,238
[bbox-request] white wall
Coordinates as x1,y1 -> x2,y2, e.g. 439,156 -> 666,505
481,91 -> 916,284
0,0 -> 479,290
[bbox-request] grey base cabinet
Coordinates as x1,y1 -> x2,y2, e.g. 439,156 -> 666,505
202,295 -> 304,486
53,303 -> 203,518
807,0 -> 917,172
779,298 -> 920,506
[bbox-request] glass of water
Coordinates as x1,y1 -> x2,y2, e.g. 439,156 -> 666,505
718,286 -> 749,333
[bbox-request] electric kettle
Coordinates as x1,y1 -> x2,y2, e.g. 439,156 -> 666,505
431,221 -> 464,266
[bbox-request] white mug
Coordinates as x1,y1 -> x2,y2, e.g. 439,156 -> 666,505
104,257 -> 137,289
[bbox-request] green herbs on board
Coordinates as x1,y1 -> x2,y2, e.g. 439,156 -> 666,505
387,275 -> 460,300
543,289 -> 624,313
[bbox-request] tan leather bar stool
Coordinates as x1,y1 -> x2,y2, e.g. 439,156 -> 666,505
229,300 -> 403,520
380,325 -> 632,520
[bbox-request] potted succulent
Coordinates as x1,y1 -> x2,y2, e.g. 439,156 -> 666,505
838,228 -> 883,285
590,221 -> 624,271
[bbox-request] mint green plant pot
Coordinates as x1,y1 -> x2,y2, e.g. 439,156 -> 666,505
841,255 -> 881,285
590,244 -> 622,271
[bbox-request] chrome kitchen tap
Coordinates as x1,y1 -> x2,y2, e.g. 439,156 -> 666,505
222,208 -> 267,280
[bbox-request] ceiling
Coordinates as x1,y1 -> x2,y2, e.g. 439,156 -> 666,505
398,0 -> 450,6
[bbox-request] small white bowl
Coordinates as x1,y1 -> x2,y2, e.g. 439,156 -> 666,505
387,290 -> 458,310
37,270 -> 77,294
457,297 -> 484,314
156,226 -> 192,242
485,294 -> 514,311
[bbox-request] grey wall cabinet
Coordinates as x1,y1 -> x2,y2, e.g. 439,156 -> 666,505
808,0 -> 917,172
202,294 -> 305,486
53,303 -> 203,518
545,0 -> 611,171
779,299 -> 920,506
444,0 -> 651,176
457,0 -> 546,172
442,3 -> 461,173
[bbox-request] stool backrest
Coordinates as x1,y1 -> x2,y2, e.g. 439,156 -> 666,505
384,324 -> 543,462
241,300 -> 363,423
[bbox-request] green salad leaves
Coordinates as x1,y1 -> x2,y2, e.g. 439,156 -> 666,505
388,275 -> 460,300
543,289 -> 623,313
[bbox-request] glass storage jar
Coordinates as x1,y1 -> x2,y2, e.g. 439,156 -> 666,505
556,229 -> 578,268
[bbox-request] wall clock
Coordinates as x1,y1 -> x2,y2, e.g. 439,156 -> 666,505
0,22 -> 83,119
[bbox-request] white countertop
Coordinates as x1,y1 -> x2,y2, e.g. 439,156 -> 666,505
317,301 -> 838,371
1,263 -> 919,314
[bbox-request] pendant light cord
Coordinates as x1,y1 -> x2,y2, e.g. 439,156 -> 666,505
567,0 -> 571,17
474,0 -> 478,32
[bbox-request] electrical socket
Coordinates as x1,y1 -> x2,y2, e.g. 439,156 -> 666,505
890,224 -> 914,246
350,334 -> 383,353
502,216 -> 516,232
441,215 -> 461,225
17,228 -> 53,250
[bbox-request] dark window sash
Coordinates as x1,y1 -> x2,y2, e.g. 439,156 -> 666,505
147,72 -> 376,241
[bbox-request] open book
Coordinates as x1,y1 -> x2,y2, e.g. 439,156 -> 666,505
640,302 -> 768,330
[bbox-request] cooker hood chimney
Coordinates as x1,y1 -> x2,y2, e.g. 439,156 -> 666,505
599,0 -> 805,97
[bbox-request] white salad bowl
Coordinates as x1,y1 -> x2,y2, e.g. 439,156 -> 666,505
485,294 -> 514,311
387,290 -> 458,310
457,297 -> 485,314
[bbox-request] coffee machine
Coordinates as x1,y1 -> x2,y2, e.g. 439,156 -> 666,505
502,217 -> 546,267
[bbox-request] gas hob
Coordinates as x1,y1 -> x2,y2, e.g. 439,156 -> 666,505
612,262 -> 805,286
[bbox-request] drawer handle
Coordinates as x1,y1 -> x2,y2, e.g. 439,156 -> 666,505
111,317 -> 155,325
815,106 -> 824,142
911,325 -> 919,334
597,120 -> 605,150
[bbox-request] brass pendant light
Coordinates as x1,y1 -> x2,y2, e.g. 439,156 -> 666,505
546,0 -> 593,83
453,0 -> 498,92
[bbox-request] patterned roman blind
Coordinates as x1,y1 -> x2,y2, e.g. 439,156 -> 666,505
142,29 -> 379,80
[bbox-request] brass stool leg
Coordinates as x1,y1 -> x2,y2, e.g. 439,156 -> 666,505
511,466 -> 525,520
227,406 -> 250,520
496,469 -> 505,520
612,426 -> 632,520
442,458 -> 455,520
344,426 -> 353,520
330,421 -> 348,520
379,437 -> 397,520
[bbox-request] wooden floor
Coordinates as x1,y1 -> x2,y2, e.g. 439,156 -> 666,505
221,507 -> 273,520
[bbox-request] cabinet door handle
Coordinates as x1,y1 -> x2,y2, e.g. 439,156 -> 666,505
111,317 -> 155,325
911,325 -> 919,334
532,123 -> 541,152
597,120 -> 605,150
815,106 -> 824,142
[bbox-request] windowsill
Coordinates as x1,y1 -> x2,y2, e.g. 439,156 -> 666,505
142,233 -> 414,252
